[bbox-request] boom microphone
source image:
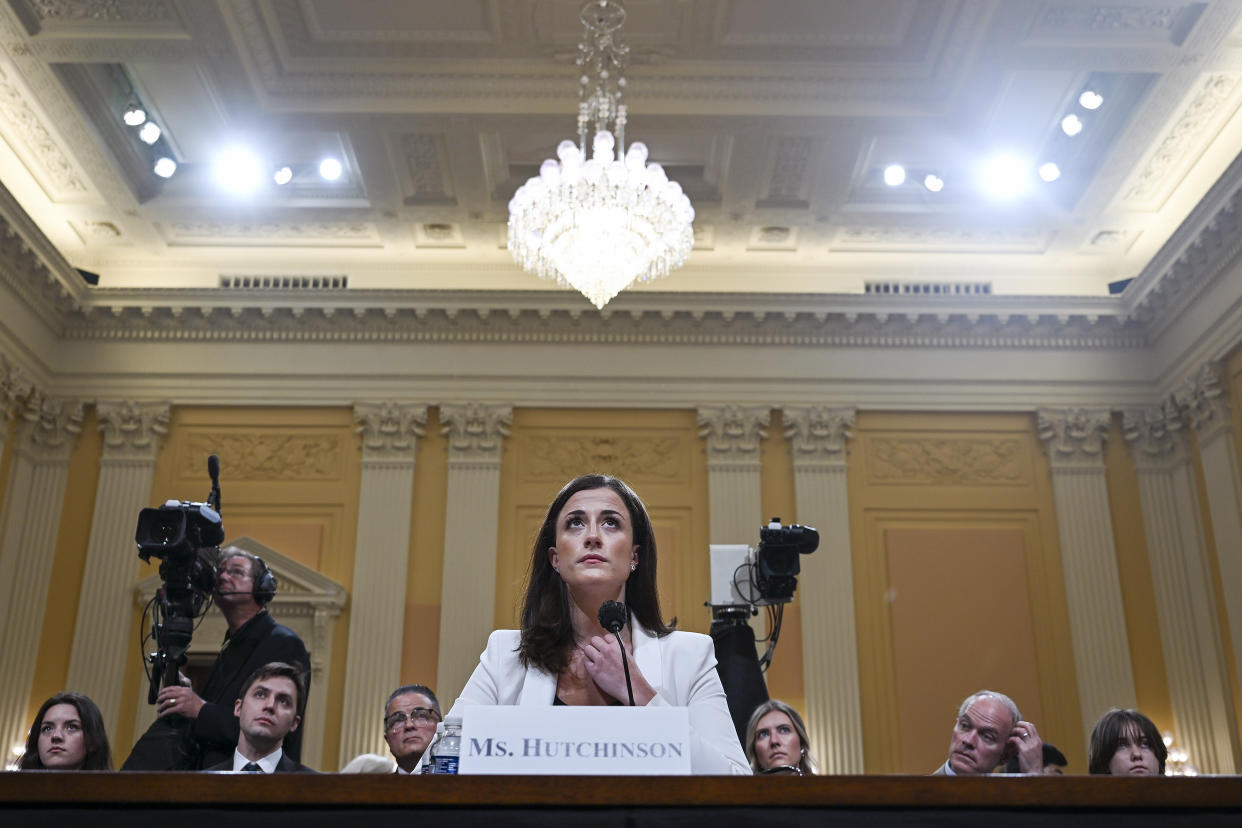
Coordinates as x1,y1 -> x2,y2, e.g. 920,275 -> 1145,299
207,454 -> 221,512
597,601 -> 635,706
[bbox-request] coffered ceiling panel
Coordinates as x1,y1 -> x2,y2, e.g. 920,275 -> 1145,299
0,0 -> 1241,308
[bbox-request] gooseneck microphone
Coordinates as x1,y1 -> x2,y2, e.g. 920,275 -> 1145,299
597,600 -> 635,706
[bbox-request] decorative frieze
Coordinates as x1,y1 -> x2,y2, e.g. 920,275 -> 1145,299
181,432 -> 342,480
96,400 -> 170,461
1037,407 -> 1110,467
698,405 -> 770,462
354,402 -> 427,461
440,403 -> 512,462
521,435 -> 683,482
867,437 -> 1026,486
784,405 -> 854,467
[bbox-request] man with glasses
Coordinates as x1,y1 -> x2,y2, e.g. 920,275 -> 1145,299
383,684 -> 441,774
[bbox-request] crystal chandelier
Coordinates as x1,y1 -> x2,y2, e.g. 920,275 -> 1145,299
508,0 -> 694,309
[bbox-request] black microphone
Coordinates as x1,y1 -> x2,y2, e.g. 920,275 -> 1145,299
597,601 -> 635,706
207,454 -> 222,513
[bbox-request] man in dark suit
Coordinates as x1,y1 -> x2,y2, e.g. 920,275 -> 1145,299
206,662 -> 315,772
932,689 -> 1046,775
123,547 -> 311,770
383,684 -> 441,774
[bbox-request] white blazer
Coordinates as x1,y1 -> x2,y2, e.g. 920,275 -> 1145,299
450,624 -> 751,775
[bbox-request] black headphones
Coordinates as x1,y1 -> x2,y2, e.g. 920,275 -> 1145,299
251,554 -> 278,605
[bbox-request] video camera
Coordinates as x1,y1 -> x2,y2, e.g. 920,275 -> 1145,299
135,455 -> 224,704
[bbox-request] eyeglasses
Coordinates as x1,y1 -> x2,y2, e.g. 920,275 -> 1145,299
384,708 -> 441,731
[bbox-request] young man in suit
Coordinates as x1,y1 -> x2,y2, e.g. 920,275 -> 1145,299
207,662 -> 314,773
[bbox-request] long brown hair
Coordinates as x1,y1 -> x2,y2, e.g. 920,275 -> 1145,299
1088,708 -> 1167,775
19,692 -> 112,770
518,474 -> 672,675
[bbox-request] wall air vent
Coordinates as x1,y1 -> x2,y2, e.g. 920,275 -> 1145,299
220,275 -> 348,289
864,281 -> 991,296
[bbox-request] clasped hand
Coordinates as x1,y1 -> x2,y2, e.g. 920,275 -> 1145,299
155,672 -> 205,719
580,633 -> 655,706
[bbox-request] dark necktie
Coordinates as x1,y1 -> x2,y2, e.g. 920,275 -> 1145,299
241,762 -> 264,773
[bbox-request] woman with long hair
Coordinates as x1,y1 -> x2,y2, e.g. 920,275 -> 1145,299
19,692 -> 112,770
744,699 -> 816,775
451,473 -> 749,774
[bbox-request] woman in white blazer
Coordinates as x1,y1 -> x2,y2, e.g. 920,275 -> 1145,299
452,473 -> 749,775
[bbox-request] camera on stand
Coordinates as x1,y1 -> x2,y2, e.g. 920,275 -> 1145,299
707,518 -> 819,740
135,455 -> 224,705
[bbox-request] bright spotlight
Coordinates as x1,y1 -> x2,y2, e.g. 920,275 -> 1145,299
1039,162 -> 1061,182
212,146 -> 264,194
1079,90 -> 1103,110
138,121 -> 161,145
273,165 -> 294,186
1061,114 -> 1083,136
923,173 -> 944,193
883,164 -> 906,186
153,157 -> 177,179
318,158 -> 343,181
122,103 -> 146,126
980,154 -> 1030,199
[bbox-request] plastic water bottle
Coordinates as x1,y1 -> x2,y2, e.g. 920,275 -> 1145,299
421,722 -> 444,774
432,716 -> 462,775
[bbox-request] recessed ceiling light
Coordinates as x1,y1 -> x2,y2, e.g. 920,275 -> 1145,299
923,173 -> 944,193
980,154 -> 1030,199
883,164 -> 906,186
138,121 -> 161,145
1079,90 -> 1103,110
319,158 -> 343,181
213,146 -> 264,194
1061,114 -> 1083,136
1038,162 -> 1061,182
122,102 -> 146,126
273,166 -> 294,186
153,157 -> 177,178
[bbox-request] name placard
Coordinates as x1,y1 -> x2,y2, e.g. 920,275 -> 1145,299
457,705 -> 691,775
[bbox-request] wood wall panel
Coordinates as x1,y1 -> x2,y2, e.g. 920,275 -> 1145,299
849,412 -> 1083,774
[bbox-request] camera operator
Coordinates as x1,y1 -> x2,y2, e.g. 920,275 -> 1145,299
122,546 -> 310,770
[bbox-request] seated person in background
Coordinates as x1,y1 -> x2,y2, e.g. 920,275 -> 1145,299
451,473 -> 750,774
934,689 -> 1045,775
744,699 -> 816,775
1088,708 -> 1167,776
19,692 -> 112,770
206,662 -> 314,773
382,683 -> 441,774
1004,742 -> 1068,775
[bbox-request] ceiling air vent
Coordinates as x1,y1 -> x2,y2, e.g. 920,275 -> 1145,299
220,275 -> 348,289
864,281 -> 991,296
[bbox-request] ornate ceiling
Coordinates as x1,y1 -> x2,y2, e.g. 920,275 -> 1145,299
2,0 -> 1242,314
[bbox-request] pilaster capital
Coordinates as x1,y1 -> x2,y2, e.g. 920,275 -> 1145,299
1122,402 -> 1190,469
15,393 -> 85,462
440,403 -> 512,463
698,405 -> 769,461
0,354 -> 32,426
783,406 -> 854,466
1174,361 -> 1231,443
96,400 -> 170,461
354,402 -> 428,461
1036,407 -> 1111,468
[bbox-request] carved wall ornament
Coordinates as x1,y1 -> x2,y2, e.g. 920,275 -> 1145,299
0,354 -> 33,424
1173,361 -> 1231,440
440,403 -> 512,462
96,400 -> 170,460
353,401 -> 427,459
867,437 -> 1026,485
15,393 -> 84,462
1036,408 -> 1111,466
1125,73 -> 1242,205
1035,4 -> 1183,33
0,64 -> 90,197
25,0 -> 177,24
520,435 -> 683,482
181,432 -> 343,481
698,405 -> 770,459
783,406 -> 855,463
1121,402 -> 1189,467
